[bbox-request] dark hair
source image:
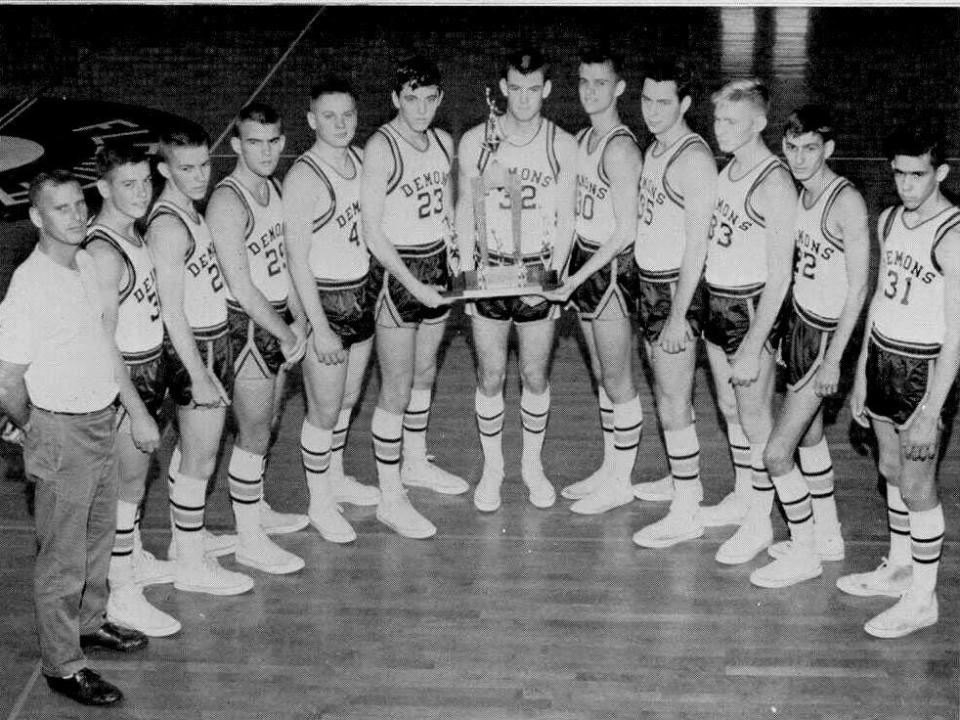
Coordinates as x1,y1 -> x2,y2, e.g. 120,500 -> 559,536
502,47 -> 550,81
784,105 -> 834,144
884,124 -> 946,167
29,169 -> 80,207
95,140 -> 150,178
157,124 -> 211,164
233,102 -> 282,137
311,76 -> 356,103
711,78 -> 769,116
579,44 -> 623,78
642,57 -> 694,102
394,55 -> 442,94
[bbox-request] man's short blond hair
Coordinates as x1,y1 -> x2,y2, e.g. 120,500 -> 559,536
711,78 -> 769,116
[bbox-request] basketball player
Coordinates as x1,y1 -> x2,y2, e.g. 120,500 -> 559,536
629,59 -> 718,549
697,79 -> 797,565
840,125 -> 960,638
548,46 -> 642,515
147,125 -> 253,595
206,103 -> 308,574
456,48 -> 577,512
85,142 -> 180,636
284,78 -> 382,544
749,106 -> 869,588
360,55 -> 466,539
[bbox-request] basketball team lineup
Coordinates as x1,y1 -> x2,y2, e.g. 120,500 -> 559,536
0,44 -> 956,708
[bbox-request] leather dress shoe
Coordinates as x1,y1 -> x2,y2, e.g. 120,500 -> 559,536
46,667 -> 123,705
80,621 -> 149,652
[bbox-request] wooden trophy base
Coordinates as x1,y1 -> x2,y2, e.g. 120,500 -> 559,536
443,265 -> 560,300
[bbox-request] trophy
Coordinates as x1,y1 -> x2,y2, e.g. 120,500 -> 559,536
444,88 -> 559,299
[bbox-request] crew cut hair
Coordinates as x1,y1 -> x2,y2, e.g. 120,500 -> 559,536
233,102 -> 282,136
711,78 -> 769,115
28,169 -> 80,207
502,47 -> 550,81
157,124 -> 211,164
95,141 -> 150,178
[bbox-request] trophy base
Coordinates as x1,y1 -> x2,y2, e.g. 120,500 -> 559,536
443,267 -> 560,300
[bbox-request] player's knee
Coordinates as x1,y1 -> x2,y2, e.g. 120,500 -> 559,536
236,427 -> 270,456
602,376 -> 635,405
519,367 -> 548,395
877,456 -> 901,486
898,474 -> 938,509
477,365 -> 506,395
763,441 -> 793,477
379,383 -> 412,415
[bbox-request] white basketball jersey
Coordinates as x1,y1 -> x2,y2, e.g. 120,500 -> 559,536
635,132 -> 710,280
575,124 -> 637,247
705,155 -> 787,295
792,176 -> 853,328
871,204 -> 960,355
475,119 -> 566,260
85,223 -> 163,360
295,146 -> 368,282
379,124 -> 451,248
215,176 -> 288,307
147,199 -> 227,338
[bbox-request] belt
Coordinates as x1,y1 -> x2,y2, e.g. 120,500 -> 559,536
32,398 -> 119,417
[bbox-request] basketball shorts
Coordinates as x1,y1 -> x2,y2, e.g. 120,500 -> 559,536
781,305 -> 835,391
471,259 -> 557,324
116,346 -> 167,431
164,327 -> 234,407
567,236 -> 638,320
228,301 -> 291,379
315,275 -> 375,347
865,336 -> 952,428
704,287 -> 786,356
637,274 -> 706,344
371,239 -> 450,328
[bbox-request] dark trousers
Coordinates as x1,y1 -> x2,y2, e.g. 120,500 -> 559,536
25,405 -> 118,677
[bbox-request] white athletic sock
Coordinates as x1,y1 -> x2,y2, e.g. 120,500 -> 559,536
301,420 -> 333,515
169,464 -> 208,535
598,387 -> 615,470
330,407 -> 352,479
799,438 -> 839,528
403,388 -> 431,463
727,422 -> 752,495
664,424 -> 702,506
910,504 -> 944,598
521,386 -> 550,471
886,483 -> 912,566
228,447 -> 265,536
475,389 -> 504,476
372,408 -> 404,497
110,499 -> 139,579
611,396 -> 642,484
771,465 -> 814,548
750,442 -> 775,513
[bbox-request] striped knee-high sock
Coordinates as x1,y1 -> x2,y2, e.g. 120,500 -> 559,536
799,438 -> 839,528
886,481 -> 912,566
372,408 -> 404,496
727,422 -> 752,495
598,387 -> 615,471
228,447 -> 265,533
910,504 -> 945,597
168,464 -> 208,538
110,499 -> 139,582
521,386 -> 550,471
611,396 -> 642,484
771,465 -> 814,548
330,408 -> 352,479
403,389 -> 431,463
664,424 -> 702,506
301,420 -> 332,513
750,443 -> 775,512
475,389 -> 504,477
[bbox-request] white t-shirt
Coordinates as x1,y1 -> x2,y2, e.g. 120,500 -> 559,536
0,248 -> 118,412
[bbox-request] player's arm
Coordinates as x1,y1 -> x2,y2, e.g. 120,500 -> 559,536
83,241 -> 159,452
360,131 -> 446,308
0,276 -> 33,429
454,127 -> 482,273
281,162 -> 345,365
850,213 -> 887,427
146,214 -> 228,406
814,186 -> 870,397
904,228 -> 960,461
206,185 -> 299,357
437,129 -> 460,275
731,166 -> 797,385
658,143 -> 718,352
548,135 -> 641,300
551,131 -> 579,273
